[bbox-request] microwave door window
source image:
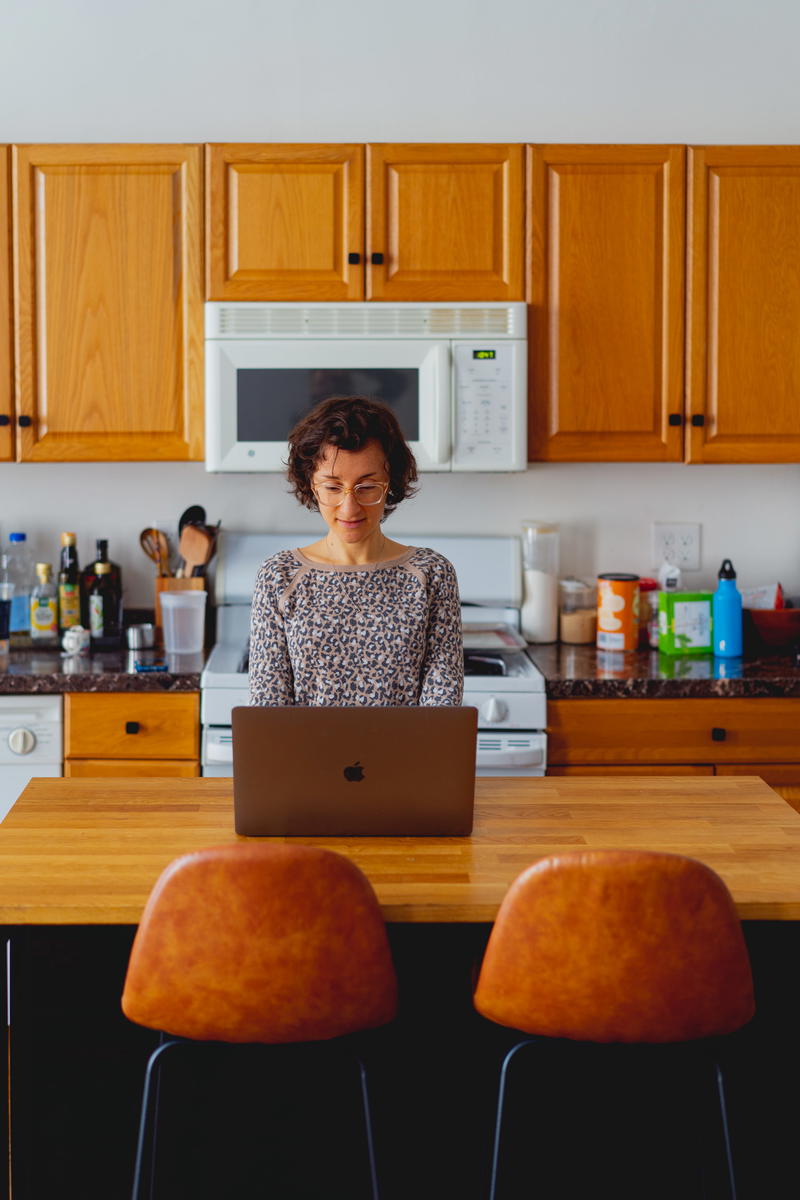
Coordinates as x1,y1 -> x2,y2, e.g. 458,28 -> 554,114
237,368 -> 420,442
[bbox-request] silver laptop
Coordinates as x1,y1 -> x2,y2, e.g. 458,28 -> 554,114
232,706 -> 478,836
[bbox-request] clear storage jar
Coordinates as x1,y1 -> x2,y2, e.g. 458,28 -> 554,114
559,578 -> 597,644
520,521 -> 559,643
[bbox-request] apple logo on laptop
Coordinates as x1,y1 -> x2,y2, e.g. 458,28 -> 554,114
343,761 -> 365,782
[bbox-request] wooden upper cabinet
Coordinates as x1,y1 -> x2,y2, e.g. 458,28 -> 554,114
13,144 -> 203,461
0,146 -> 12,462
366,144 -> 524,301
528,145 -> 685,462
206,144 -> 364,301
687,146 -> 800,463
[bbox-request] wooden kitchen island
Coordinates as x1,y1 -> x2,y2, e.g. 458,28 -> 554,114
3,775 -> 800,1199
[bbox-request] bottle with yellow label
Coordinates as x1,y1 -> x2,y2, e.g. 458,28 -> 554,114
58,532 -> 81,635
30,563 -> 59,645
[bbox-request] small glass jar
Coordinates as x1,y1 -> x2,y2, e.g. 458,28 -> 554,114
639,577 -> 660,650
558,578 -> 597,645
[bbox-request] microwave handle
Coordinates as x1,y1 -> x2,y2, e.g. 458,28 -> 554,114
431,344 -> 451,464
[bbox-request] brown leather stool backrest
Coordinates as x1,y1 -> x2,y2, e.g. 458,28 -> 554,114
474,849 -> 755,1044
122,843 -> 398,1043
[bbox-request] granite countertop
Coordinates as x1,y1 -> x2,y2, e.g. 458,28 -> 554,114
0,647 -> 204,693
527,643 -> 800,698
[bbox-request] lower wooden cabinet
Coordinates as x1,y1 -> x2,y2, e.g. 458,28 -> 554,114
64,692 -> 199,776
547,699 -> 800,815
64,759 -> 199,778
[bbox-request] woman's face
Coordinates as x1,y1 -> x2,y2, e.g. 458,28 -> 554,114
312,441 -> 390,546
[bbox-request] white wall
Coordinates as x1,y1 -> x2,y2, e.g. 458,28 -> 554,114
2,0 -> 799,605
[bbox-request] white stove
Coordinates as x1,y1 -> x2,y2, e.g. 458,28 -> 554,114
201,533 -> 547,777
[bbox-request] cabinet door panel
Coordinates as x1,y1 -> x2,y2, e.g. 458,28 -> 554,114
65,758 -> 199,778
688,147 -> 800,462
65,693 -> 199,760
548,698 -> 800,764
367,144 -> 524,300
206,144 -> 364,300
528,145 -> 685,462
547,764 -> 713,775
13,144 -> 203,461
0,146 -> 12,461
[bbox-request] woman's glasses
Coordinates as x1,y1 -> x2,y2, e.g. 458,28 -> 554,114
314,482 -> 389,508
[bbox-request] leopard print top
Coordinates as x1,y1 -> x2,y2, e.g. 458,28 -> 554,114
248,546 -> 464,707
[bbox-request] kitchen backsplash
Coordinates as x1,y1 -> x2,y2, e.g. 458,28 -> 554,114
0,459 -> 797,608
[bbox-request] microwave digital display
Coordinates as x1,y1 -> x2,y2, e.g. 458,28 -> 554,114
237,368 -> 420,442
473,350 -> 496,360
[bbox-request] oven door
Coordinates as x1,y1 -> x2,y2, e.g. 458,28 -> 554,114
205,337 -> 451,472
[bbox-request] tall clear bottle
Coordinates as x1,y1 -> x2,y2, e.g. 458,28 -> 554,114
30,563 -> 59,647
0,554 -> 14,655
7,532 -> 33,646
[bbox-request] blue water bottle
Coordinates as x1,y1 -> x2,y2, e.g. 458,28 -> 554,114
713,559 -> 743,658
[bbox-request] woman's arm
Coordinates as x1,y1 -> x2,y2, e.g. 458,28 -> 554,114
419,558 -> 464,706
248,560 -> 295,706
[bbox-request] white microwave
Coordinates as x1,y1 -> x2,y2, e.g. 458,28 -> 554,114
204,302 -> 527,472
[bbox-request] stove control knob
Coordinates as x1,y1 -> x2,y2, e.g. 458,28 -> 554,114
9,727 -> 36,755
480,698 -> 508,724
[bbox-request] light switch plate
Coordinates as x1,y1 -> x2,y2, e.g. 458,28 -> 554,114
651,522 -> 701,570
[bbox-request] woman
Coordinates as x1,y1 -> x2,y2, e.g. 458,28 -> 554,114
249,395 -> 464,707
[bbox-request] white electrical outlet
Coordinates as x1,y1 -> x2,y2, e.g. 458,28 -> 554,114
651,522 -> 701,570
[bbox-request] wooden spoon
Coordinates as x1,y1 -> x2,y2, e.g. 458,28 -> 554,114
139,528 -> 170,577
178,524 -> 213,578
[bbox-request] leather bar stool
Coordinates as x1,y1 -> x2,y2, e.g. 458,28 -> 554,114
473,849 -> 755,1200
122,842 -> 398,1200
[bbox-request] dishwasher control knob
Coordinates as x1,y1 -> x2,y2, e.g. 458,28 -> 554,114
480,697 -> 508,724
9,727 -> 36,755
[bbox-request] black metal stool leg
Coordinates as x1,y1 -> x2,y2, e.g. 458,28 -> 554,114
714,1061 -> 738,1200
131,1038 -> 179,1200
488,1040 -> 532,1200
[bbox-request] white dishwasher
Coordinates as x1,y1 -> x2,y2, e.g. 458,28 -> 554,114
0,695 -> 63,821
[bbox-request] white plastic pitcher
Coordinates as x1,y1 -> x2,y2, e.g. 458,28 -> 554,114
160,591 -> 207,653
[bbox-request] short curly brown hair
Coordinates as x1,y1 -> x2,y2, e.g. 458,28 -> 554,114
286,396 -> 418,517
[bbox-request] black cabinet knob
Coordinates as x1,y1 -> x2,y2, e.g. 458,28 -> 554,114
17,415 -> 32,428
370,252 -> 384,265
691,414 -> 705,427
125,721 -> 140,735
668,413 -> 683,427
348,252 -> 361,265
711,727 -> 727,742
0,415 -> 9,427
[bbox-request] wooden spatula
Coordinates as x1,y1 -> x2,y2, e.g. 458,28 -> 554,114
178,524 -> 213,578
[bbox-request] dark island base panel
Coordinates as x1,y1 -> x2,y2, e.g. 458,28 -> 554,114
3,924 -> 798,1200
528,643 -> 800,698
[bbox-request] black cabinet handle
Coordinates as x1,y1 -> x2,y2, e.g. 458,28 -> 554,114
0,415 -> 9,427
125,721 -> 140,735
711,727 -> 727,742
348,252 -> 361,265
691,414 -> 705,427
17,415 -> 32,428
668,414 -> 683,427
370,252 -> 384,265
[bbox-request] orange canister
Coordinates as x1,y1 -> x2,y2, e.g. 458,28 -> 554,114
596,573 -> 640,652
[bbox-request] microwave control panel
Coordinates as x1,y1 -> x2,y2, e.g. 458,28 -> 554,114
452,342 -> 526,471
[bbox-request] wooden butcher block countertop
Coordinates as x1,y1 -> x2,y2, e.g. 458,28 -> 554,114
1,775 -> 799,924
